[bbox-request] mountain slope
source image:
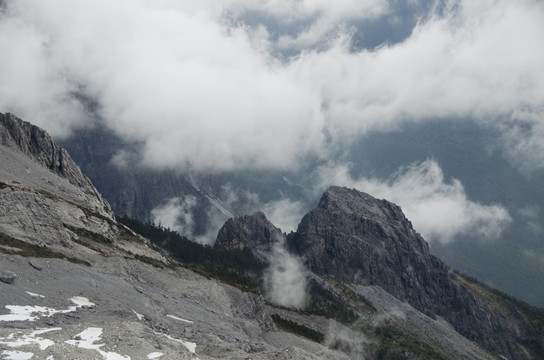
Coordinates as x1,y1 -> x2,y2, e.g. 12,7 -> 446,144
287,187 -> 543,359
218,188 -> 544,359
1,113 -> 543,359
0,113 -> 350,359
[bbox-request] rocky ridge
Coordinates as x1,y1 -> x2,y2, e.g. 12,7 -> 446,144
216,211 -> 283,261
288,187 -> 543,360
0,113 -> 108,209
218,188 -> 544,359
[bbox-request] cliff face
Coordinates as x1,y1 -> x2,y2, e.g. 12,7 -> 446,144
216,211 -> 283,260
287,187 -> 439,311
286,187 -> 544,359
216,186 -> 543,359
0,113 -> 103,200
0,113 -> 116,249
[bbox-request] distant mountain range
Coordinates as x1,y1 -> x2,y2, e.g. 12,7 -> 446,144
59,119 -> 544,309
2,112 -> 543,359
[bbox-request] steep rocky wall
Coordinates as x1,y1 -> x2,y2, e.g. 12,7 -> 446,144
286,186 -> 542,359
0,112 -> 109,211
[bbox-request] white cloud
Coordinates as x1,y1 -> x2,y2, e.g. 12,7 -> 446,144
150,196 -> 197,237
261,198 -> 305,233
518,205 -> 543,235
316,160 -> 512,243
0,14 -> 87,137
0,0 -> 543,172
264,235 -> 308,308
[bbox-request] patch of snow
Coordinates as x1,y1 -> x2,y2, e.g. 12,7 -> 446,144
25,292 -> 45,299
131,309 -> 144,321
166,314 -> 193,324
1,350 -> 34,360
0,328 -> 61,351
0,305 -> 59,321
147,352 -> 163,359
65,327 -> 130,360
69,296 -> 94,308
0,296 -> 94,322
157,332 -> 197,355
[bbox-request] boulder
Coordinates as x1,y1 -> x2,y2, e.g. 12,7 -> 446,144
0,270 -> 16,284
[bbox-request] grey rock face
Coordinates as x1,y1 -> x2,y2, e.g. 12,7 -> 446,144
0,112 -> 112,218
286,186 -> 542,360
216,211 -> 283,257
287,186 -> 442,313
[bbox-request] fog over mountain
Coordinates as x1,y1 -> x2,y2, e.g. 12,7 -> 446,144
1,0 -> 544,306
1,0 -> 543,172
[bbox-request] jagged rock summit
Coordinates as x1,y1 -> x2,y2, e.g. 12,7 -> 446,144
0,112 -> 107,204
288,186 -> 441,313
216,211 -> 283,260
219,186 -> 544,360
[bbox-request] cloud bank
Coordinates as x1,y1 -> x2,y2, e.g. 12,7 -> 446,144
151,186 -> 304,244
264,236 -> 308,308
1,0 -> 543,172
150,196 -> 197,236
316,160 -> 512,243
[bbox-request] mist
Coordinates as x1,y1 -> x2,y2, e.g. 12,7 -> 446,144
1,0 -> 543,173
263,235 -> 308,309
151,186 -> 305,244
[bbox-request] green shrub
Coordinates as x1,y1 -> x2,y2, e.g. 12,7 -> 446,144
117,216 -> 266,292
271,314 -> 324,343
0,231 -> 90,266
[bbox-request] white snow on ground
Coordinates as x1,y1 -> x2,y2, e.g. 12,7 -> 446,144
0,328 -> 61,350
158,332 -> 198,356
65,327 -> 130,360
1,350 -> 34,360
166,314 -> 193,324
25,292 -> 45,299
131,309 -> 144,321
0,305 -> 59,321
147,352 -> 163,359
0,296 -> 94,322
69,296 -> 95,308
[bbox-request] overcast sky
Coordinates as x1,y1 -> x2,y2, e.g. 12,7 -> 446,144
1,0 -> 542,242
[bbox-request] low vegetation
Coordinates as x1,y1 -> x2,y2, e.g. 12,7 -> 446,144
374,325 -> 451,360
64,224 -> 113,244
456,271 -> 544,328
303,279 -> 360,325
271,314 -> 325,343
117,216 -> 265,292
0,231 -> 90,266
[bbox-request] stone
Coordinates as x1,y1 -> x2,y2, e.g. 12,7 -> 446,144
29,258 -> 43,270
0,270 -> 16,284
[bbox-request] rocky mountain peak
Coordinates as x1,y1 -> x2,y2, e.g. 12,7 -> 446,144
216,211 -> 283,260
317,186 -> 424,244
319,186 -> 400,218
0,112 -> 106,206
